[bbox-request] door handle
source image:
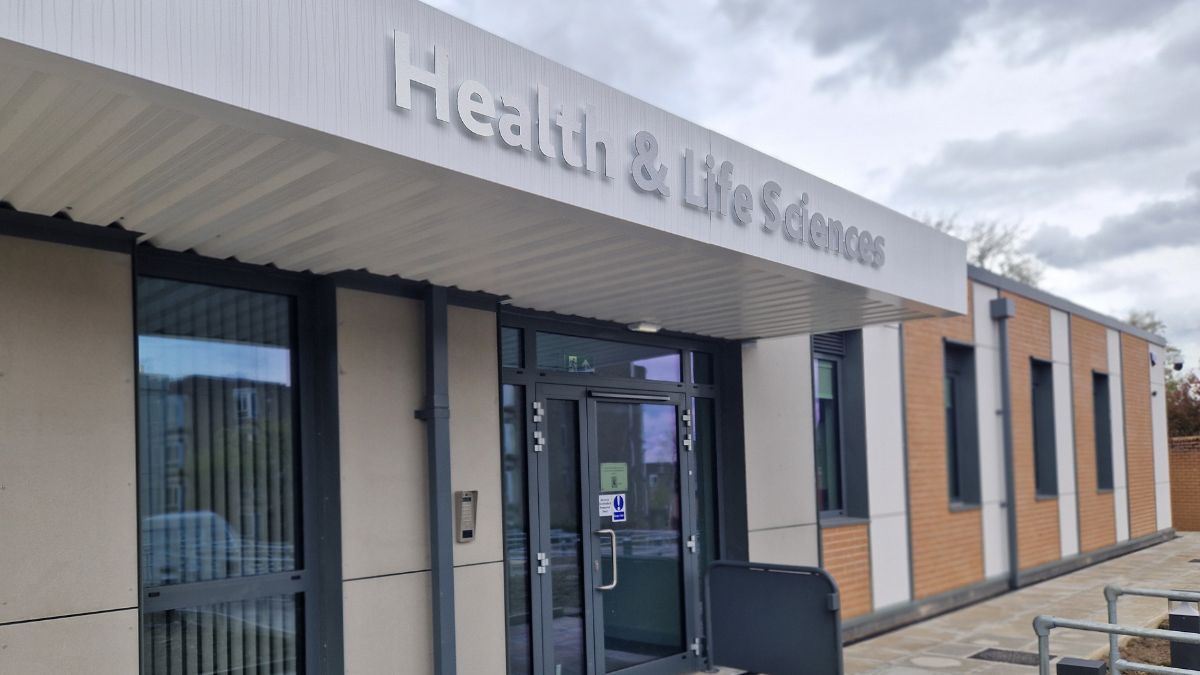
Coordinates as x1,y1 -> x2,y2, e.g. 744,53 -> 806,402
595,529 -> 618,591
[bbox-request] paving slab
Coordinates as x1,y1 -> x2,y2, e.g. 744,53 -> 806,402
845,533 -> 1200,673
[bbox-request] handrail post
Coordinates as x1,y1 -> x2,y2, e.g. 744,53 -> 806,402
1106,585 -> 1122,675
1034,615 -> 1054,675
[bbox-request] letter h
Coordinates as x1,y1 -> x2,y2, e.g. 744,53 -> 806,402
394,30 -> 449,122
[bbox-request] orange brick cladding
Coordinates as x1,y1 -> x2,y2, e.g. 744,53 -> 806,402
903,290 -> 984,599
1170,436 -> 1200,531
1003,292 -> 1061,571
1122,334 -> 1157,538
821,524 -> 873,619
1071,315 -> 1116,552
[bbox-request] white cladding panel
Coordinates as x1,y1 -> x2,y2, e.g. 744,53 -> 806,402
972,282 -> 1009,577
869,515 -> 911,610
1108,329 -> 1130,541
0,0 -> 966,340
863,324 -> 907,517
742,335 -> 819,564
1051,310 -> 1078,557
861,323 -> 912,608
1149,344 -> 1172,530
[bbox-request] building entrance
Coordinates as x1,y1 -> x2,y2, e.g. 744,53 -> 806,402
535,385 -> 697,674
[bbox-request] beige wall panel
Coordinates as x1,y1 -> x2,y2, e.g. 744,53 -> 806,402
747,525 -> 820,567
0,608 -> 138,674
343,573 -> 434,674
0,237 -> 136,623
453,562 -> 508,673
742,335 -> 816,533
337,288 -> 430,579
448,306 -> 504,566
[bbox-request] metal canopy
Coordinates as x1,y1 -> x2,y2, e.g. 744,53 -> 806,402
0,6 -> 965,339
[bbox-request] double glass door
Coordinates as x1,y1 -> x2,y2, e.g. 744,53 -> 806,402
533,384 -> 699,675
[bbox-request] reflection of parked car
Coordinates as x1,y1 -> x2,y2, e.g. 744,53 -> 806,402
141,511 -> 242,586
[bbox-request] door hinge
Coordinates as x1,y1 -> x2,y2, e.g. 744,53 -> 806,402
536,552 -> 549,575
690,637 -> 702,656
681,410 -> 692,426
533,429 -> 545,452
532,401 -> 544,423
686,535 -> 698,554
683,435 -> 693,451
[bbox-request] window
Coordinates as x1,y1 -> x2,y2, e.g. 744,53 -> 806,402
1031,359 -> 1058,497
500,384 -> 532,674
1093,372 -> 1114,490
535,332 -> 681,381
138,277 -> 307,675
501,326 -> 524,369
944,343 -> 981,505
813,356 -> 844,513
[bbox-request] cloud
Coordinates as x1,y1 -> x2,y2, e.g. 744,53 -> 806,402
1029,171 -> 1200,266
719,0 -> 1184,89
1161,27 -> 1200,67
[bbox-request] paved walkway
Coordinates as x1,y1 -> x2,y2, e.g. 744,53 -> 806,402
844,532 -> 1200,674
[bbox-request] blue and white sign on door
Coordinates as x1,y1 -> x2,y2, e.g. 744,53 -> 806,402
599,493 -> 627,521
612,494 -> 626,522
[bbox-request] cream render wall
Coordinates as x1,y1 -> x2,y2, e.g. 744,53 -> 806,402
447,306 -> 507,670
742,335 -> 819,566
336,288 -> 433,674
0,236 -> 138,674
337,292 -> 506,673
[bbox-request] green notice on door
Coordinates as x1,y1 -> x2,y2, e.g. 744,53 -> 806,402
600,462 -> 628,492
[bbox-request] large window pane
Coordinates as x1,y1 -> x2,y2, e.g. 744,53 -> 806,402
143,594 -> 301,674
536,332 -> 681,381
501,385 -> 532,675
138,277 -> 299,587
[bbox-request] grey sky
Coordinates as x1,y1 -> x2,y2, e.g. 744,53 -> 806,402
425,0 -> 1199,362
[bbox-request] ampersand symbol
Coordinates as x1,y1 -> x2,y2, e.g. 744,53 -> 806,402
630,131 -> 670,197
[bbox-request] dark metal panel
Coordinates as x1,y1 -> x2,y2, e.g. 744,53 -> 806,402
706,561 -> 843,674
841,330 -> 870,519
136,245 -> 314,297
716,341 -> 748,562
312,278 -> 345,674
0,206 -> 138,253
419,284 -> 457,675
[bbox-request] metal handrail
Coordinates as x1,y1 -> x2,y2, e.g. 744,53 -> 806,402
1106,585 -> 1200,675
1034,615 -> 1200,675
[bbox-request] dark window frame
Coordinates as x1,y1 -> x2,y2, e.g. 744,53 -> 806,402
943,340 -> 981,507
496,308 -> 735,674
134,246 -> 340,674
1092,370 -> 1114,491
1030,357 -> 1059,498
813,353 -> 848,516
812,331 -> 870,522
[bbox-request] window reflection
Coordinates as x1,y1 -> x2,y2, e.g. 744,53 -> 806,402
536,332 -> 681,382
138,278 -> 299,587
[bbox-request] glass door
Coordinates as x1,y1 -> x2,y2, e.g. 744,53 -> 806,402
532,385 -> 697,675
587,391 -> 696,675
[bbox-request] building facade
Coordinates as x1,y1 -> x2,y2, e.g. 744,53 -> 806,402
804,267 -> 1173,640
0,2 -> 1171,674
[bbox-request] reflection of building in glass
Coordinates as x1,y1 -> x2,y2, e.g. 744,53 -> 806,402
139,371 -> 296,587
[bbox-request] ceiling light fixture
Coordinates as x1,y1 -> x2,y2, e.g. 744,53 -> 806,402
627,321 -> 662,334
